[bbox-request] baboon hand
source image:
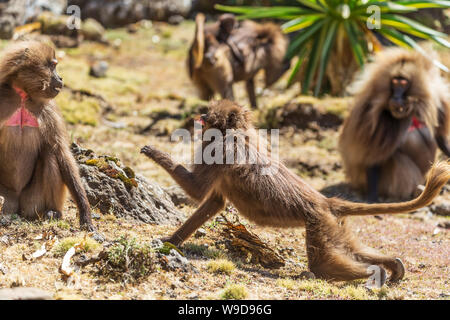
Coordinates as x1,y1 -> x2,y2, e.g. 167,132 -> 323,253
141,145 -> 156,158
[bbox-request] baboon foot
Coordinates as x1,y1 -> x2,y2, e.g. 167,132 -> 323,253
389,258 -> 405,282
45,210 -> 62,220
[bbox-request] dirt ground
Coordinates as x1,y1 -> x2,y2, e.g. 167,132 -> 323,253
0,21 -> 449,300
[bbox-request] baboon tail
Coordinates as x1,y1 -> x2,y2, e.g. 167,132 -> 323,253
192,13 -> 205,71
331,160 -> 450,217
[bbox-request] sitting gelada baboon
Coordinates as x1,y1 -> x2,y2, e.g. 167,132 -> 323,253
339,48 -> 449,202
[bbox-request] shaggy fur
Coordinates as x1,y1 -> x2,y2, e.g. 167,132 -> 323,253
142,100 -> 450,282
339,48 -> 450,199
188,14 -> 289,109
0,41 -> 94,230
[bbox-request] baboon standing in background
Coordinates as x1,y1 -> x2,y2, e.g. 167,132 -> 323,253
188,13 -> 290,109
339,48 -> 450,202
142,100 -> 450,284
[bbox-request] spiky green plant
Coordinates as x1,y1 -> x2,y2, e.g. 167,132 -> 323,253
217,1 -> 450,96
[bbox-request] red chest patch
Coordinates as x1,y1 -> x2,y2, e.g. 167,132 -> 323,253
408,116 -> 424,132
4,87 -> 39,128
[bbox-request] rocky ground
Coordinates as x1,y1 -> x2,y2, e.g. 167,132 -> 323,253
0,21 -> 449,300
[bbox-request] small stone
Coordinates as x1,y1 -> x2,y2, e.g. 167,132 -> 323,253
187,292 -> 199,300
0,262 -> 7,275
437,221 -> 450,229
168,15 -> 184,25
299,271 -> 315,280
195,228 -> 206,238
89,61 -> 109,78
430,202 -> 450,216
91,212 -> 101,220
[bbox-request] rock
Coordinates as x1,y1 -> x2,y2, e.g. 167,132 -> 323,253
38,11 -> 78,37
0,287 -> 52,300
71,143 -> 183,225
298,271 -> 316,280
430,202 -> 450,216
437,221 -> 450,229
164,185 -> 193,207
159,249 -> 197,273
0,0 -> 67,39
195,228 -> 206,238
68,0 -> 192,28
89,61 -> 109,78
264,101 -> 343,130
80,18 -> 105,41
0,262 -> 7,275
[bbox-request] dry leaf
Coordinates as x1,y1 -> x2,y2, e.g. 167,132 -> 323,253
60,243 -> 82,277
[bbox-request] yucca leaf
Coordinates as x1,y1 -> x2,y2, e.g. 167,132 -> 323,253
296,0 -> 326,12
286,20 -> 326,59
282,15 -> 323,33
301,36 -> 321,94
314,20 -> 338,96
287,46 -> 309,87
382,14 -> 447,38
396,0 -> 450,8
344,21 -> 364,66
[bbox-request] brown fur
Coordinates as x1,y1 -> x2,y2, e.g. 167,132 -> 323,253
339,48 -> 450,199
0,41 -> 94,230
188,14 -> 289,109
141,100 -> 450,282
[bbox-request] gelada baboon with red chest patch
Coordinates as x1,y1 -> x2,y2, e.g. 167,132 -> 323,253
188,13 -> 290,109
0,41 -> 95,231
142,100 -> 449,283
339,48 -> 450,202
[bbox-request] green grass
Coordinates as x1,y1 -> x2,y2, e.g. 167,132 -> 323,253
53,236 -> 100,257
207,259 -> 235,275
221,284 -> 248,300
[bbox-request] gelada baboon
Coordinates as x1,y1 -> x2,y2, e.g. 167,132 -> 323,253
188,13 -> 290,109
0,41 -> 94,231
339,48 -> 450,202
142,100 -> 450,283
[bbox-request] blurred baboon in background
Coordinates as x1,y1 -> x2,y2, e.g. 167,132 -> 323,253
339,48 -> 450,202
188,13 -> 290,109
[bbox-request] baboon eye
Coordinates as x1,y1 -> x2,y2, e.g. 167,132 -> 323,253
49,59 -> 58,68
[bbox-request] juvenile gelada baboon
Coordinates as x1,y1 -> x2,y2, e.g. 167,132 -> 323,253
142,100 -> 450,283
339,48 -> 450,202
0,41 -> 95,231
188,13 -> 290,109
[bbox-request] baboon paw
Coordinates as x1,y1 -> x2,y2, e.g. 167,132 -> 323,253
140,145 -> 155,157
45,210 -> 62,220
389,258 -> 405,282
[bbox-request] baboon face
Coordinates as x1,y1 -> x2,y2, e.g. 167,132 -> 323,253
203,34 -> 228,67
388,76 -> 413,119
12,43 -> 63,100
197,100 -> 250,131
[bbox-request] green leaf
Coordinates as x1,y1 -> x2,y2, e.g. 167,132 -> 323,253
396,0 -> 450,9
295,0 -> 325,12
343,20 -> 364,66
314,20 -> 338,96
287,46 -> 309,87
382,14 -> 447,38
286,20 -> 326,59
282,15 -> 323,33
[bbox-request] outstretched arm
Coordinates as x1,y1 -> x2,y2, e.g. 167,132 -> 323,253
141,145 -> 218,202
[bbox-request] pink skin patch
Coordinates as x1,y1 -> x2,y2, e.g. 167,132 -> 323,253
4,87 -> 39,128
408,116 -> 424,132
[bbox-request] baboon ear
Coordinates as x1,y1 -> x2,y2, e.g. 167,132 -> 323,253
219,14 -> 236,36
